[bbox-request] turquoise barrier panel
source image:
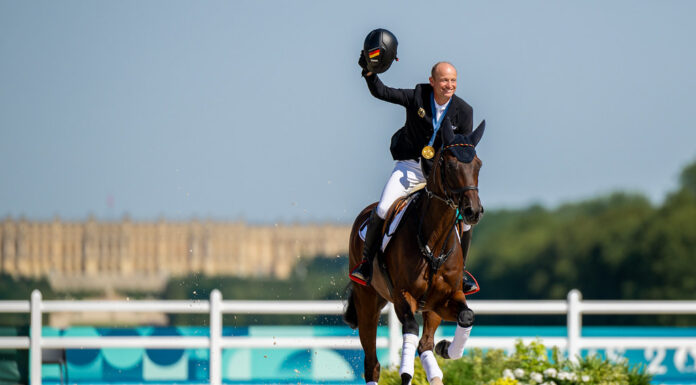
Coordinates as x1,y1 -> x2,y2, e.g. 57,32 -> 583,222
0,327 -> 29,385
37,326 -> 696,384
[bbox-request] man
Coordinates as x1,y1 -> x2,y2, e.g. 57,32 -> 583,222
350,56 -> 475,286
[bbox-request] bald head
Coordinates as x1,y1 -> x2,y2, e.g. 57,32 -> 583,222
431,61 -> 456,78
429,62 -> 457,104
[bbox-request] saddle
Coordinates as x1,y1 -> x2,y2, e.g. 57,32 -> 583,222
359,185 -> 480,297
358,185 -> 472,252
358,184 -> 425,251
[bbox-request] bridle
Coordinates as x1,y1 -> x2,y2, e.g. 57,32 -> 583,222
423,142 -> 478,209
417,143 -> 479,257
414,143 -> 480,309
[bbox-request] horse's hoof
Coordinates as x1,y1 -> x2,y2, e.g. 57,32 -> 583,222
401,373 -> 412,385
430,376 -> 444,385
435,340 -> 451,359
457,308 -> 475,328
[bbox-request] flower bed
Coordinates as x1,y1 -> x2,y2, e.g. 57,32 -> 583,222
379,340 -> 652,385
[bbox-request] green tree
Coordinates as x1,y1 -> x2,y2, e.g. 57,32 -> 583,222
679,158 -> 696,196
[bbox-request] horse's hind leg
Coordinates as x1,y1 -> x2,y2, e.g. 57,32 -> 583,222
434,291 -> 474,360
354,286 -> 387,384
419,311 -> 444,385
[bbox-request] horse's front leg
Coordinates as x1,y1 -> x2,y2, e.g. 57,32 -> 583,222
393,293 -> 420,385
434,290 -> 474,360
419,311 -> 444,385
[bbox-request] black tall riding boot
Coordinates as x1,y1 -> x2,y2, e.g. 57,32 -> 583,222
459,227 -> 479,294
350,209 -> 385,286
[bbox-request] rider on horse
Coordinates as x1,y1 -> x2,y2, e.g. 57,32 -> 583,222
350,31 -> 477,287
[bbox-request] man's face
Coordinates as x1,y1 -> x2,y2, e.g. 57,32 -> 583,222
429,63 -> 457,103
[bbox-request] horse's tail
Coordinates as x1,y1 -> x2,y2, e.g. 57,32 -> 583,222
343,284 -> 358,329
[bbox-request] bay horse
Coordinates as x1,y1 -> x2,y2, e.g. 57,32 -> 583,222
343,122 -> 485,385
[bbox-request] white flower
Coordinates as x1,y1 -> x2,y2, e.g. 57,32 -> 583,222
531,372 -> 543,383
568,372 -> 578,381
541,382 -> 556,385
543,368 -> 557,378
503,369 -> 515,379
514,368 -> 526,378
557,372 -> 570,380
581,375 -> 591,382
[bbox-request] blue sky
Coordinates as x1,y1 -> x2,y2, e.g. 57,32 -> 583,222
1,1 -> 695,223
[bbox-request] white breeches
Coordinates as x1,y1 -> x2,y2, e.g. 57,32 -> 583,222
376,160 -> 426,219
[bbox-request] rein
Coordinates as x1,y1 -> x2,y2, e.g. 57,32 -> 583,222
424,186 -> 458,209
416,194 -> 458,266
414,145 -> 477,309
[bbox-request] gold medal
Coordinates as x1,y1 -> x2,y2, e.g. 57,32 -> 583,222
421,145 -> 435,159
417,107 -> 425,118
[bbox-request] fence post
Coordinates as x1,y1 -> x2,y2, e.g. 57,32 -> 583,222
567,289 -> 582,363
388,303 -> 400,368
209,289 -> 222,385
30,290 -> 42,385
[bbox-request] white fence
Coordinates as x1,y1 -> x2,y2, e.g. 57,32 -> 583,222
0,289 -> 695,385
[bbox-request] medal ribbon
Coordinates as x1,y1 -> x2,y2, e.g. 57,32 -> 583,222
427,92 -> 451,147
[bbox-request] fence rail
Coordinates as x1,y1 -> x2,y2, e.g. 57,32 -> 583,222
1,289 -> 695,385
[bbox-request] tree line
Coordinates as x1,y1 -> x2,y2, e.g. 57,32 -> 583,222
1,159 -> 694,326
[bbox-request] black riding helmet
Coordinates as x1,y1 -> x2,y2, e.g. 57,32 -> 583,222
363,28 -> 398,74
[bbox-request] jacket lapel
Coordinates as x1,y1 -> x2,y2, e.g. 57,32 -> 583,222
417,84 -> 434,129
444,99 -> 458,130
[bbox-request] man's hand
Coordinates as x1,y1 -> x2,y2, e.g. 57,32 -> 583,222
358,50 -> 372,77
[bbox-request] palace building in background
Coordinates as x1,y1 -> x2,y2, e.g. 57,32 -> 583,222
0,217 -> 351,292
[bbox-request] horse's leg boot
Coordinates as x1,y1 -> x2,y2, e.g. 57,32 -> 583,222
458,308 -> 475,328
350,209 -> 384,286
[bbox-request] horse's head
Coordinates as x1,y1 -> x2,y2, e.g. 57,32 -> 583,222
429,120 -> 485,225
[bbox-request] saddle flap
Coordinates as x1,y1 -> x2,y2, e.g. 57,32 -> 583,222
358,190 -> 421,252
383,193 -> 416,235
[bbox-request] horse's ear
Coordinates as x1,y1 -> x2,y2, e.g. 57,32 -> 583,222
470,120 -> 485,147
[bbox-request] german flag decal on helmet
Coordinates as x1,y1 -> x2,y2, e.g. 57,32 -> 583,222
363,28 -> 398,74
